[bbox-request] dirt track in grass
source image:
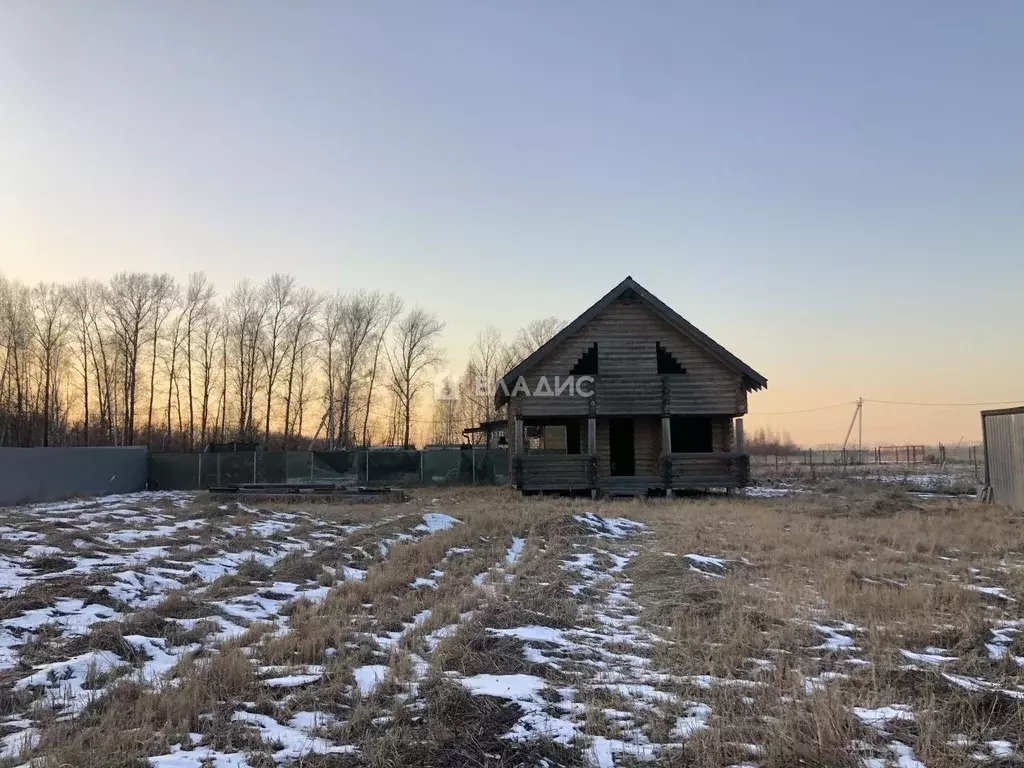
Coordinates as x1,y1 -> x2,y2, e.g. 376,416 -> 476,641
1,485 -> 1022,767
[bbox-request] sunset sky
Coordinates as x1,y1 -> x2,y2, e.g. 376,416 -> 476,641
2,2 -> 1022,446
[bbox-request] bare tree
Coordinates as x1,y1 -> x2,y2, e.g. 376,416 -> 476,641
361,293 -> 403,447
431,377 -> 462,445
317,293 -> 344,450
508,316 -> 562,365
294,331 -> 316,444
89,287 -> 117,445
461,326 -> 507,429
335,291 -> 386,448
281,287 -> 322,448
144,274 -> 178,446
181,273 -> 215,451
226,280 -> 267,441
30,283 -> 72,447
386,308 -> 446,449
259,274 -> 296,445
163,309 -> 185,448
0,278 -> 33,445
196,303 -> 221,447
106,273 -> 159,445
66,281 -> 98,444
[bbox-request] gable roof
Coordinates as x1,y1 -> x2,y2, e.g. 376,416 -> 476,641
495,276 -> 767,407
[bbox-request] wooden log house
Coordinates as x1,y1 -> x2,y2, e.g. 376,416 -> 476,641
496,277 -> 767,495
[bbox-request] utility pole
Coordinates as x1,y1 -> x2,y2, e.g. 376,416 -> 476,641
842,398 -> 864,465
858,397 -> 863,463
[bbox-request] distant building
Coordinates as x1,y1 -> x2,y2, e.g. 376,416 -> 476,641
496,276 -> 766,495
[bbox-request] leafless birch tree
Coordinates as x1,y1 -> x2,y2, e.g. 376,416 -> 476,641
386,308 -> 445,449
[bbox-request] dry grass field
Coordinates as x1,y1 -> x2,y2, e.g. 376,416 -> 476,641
1,485 -> 1022,767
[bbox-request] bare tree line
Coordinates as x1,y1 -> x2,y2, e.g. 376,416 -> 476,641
0,271 -> 457,450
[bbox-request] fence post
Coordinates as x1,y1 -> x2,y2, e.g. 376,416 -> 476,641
197,453 -> 202,490
309,451 -> 314,481
366,450 -> 370,486
472,448 -> 477,485
420,450 -> 424,486
216,453 -> 222,487
253,451 -> 257,483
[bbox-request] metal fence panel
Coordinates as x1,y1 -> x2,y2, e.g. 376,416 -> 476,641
475,449 -> 509,485
367,450 -> 420,486
148,453 -> 200,491
147,449 -> 514,491
422,450 -> 465,485
1,447 -> 148,506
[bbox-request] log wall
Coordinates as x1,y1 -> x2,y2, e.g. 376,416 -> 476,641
512,296 -> 746,417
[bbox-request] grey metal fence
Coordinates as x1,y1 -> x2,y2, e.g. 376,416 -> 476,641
148,449 -> 510,491
0,447 -> 148,506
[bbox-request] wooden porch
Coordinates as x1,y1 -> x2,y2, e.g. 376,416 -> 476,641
515,451 -> 750,494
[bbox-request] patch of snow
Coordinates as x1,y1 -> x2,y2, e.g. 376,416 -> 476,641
684,554 -> 727,570
232,711 -> 356,761
942,672 -> 1024,699
809,622 -> 858,652
424,624 -> 459,652
900,649 -> 956,664
573,513 -> 646,539
265,673 -> 323,688
148,746 -> 249,767
353,664 -> 388,696
288,711 -> 337,731
670,703 -> 711,739
987,740 -> 1014,758
967,584 -> 1015,602
854,705 -> 916,729
490,625 -> 567,644
890,741 -> 926,768
0,727 -> 39,760
415,513 -> 461,533
24,544 -> 63,558
15,651 -> 124,713
506,537 -> 526,566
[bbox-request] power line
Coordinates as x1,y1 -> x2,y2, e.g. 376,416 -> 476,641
748,398 -> 1024,416
747,401 -> 855,416
864,399 -> 1024,407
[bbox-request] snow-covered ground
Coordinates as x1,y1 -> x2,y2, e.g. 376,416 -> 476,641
0,489 -> 1020,767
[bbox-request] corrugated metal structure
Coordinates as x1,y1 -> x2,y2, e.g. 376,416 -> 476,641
982,407 -> 1024,510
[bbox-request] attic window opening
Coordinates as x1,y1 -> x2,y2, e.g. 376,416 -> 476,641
656,342 -> 686,374
570,343 -> 598,375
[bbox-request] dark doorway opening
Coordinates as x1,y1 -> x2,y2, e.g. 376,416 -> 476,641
609,418 -> 635,476
670,416 -> 714,453
565,420 -> 581,455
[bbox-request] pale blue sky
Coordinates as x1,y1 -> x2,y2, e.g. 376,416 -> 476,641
2,2 -> 1021,442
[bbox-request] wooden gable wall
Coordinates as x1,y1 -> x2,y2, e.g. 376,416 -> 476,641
512,295 -> 747,417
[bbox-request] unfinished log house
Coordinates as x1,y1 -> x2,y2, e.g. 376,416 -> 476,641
496,276 -> 767,495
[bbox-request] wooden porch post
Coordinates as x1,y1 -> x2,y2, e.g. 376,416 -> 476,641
661,415 -> 672,498
514,417 -> 524,488
587,416 -> 597,498
735,418 -> 745,453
